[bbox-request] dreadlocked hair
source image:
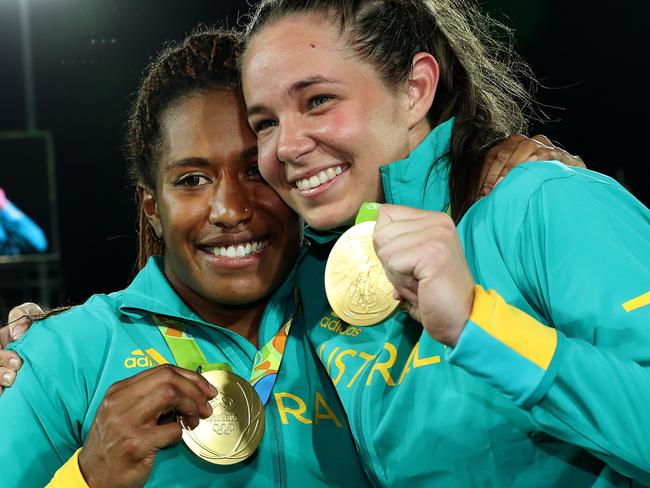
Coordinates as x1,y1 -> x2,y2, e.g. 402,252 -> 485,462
244,0 -> 537,221
125,26 -> 243,270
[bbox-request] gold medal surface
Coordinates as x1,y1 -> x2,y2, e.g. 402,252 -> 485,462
182,370 -> 265,465
325,221 -> 399,326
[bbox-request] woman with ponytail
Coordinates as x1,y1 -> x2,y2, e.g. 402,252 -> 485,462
241,0 -> 650,485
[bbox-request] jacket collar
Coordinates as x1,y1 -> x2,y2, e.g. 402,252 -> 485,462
118,257 -> 200,322
379,117 -> 453,212
117,255 -> 299,345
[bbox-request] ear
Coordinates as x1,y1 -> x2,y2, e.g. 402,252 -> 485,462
137,185 -> 163,239
406,52 -> 439,129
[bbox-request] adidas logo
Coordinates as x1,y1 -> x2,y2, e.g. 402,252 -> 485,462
123,348 -> 168,369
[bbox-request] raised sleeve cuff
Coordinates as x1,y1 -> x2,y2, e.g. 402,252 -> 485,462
46,448 -> 89,488
446,285 -> 560,408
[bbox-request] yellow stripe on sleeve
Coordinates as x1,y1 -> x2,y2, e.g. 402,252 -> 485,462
46,448 -> 89,488
622,291 -> 650,312
469,285 -> 557,370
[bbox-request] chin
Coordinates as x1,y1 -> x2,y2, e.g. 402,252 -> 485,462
307,220 -> 337,232
303,205 -> 356,231
209,287 -> 270,307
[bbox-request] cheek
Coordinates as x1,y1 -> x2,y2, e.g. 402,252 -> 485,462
259,188 -> 295,220
320,101 -> 390,167
258,140 -> 283,184
159,195 -> 204,241
257,190 -> 301,242
278,217 -> 303,263
282,210 -> 302,243
319,104 -> 364,147
370,102 -> 410,160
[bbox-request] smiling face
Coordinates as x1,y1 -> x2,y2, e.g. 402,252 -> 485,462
141,89 -> 301,314
242,15 -> 418,230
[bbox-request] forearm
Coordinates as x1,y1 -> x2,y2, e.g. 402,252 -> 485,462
448,286 -> 650,483
0,361 -> 79,487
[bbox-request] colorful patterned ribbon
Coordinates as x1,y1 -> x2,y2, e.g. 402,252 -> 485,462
152,292 -> 298,405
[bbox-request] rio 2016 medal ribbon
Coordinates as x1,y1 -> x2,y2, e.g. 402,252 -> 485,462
182,369 -> 265,465
325,202 -> 399,326
152,306 -> 297,465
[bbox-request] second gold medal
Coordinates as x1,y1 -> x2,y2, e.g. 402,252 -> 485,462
325,204 -> 399,326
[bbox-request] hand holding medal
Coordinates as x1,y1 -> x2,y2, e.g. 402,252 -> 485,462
153,309 -> 294,465
372,204 -> 476,347
78,365 -> 217,488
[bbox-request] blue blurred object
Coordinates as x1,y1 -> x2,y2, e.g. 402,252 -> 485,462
0,188 -> 48,255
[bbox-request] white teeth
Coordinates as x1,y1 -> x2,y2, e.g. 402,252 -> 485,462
296,165 -> 344,191
210,239 -> 269,258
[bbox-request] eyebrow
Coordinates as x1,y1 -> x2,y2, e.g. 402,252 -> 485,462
165,146 -> 258,169
246,75 -> 342,117
165,157 -> 210,170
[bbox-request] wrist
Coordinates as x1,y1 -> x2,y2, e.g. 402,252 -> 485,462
439,318 -> 467,348
78,449 -> 100,488
446,283 -> 475,347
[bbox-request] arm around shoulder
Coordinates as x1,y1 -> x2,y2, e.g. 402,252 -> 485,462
0,302 -> 112,487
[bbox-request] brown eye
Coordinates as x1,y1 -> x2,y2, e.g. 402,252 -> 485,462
244,164 -> 263,180
177,174 -> 211,187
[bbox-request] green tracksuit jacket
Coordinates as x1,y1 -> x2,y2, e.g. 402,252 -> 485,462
298,118 -> 650,487
0,257 -> 370,487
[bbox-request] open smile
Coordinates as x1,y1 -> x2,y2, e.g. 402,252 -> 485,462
295,165 -> 345,190
197,238 -> 272,269
204,239 -> 270,258
292,164 -> 348,198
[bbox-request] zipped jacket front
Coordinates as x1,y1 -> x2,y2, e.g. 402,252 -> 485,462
1,257 -> 370,488
299,119 -> 650,487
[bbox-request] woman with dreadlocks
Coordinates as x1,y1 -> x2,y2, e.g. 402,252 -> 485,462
0,28 -> 371,487
241,0 -> 650,486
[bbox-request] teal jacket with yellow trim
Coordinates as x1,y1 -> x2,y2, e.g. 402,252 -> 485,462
298,118 -> 650,487
0,257 -> 370,488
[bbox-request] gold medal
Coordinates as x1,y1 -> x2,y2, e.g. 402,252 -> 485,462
325,220 -> 399,326
182,369 -> 265,465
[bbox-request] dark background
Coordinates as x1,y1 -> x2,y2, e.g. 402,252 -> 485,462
1,0 -> 648,307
